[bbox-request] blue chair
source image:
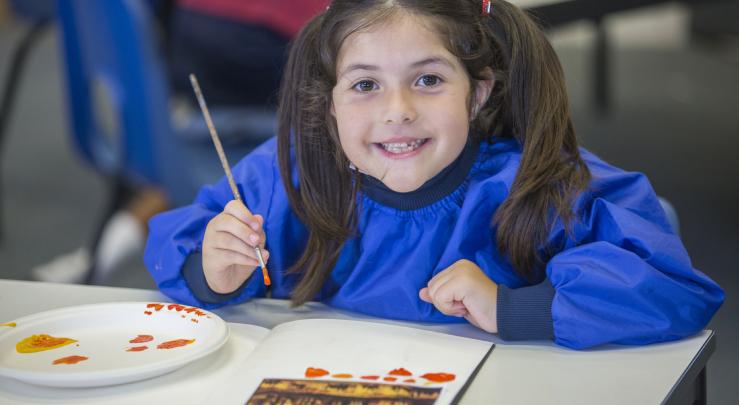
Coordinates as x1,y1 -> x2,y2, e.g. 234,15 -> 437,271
56,0 -> 274,282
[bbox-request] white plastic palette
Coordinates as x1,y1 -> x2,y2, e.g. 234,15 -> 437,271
0,302 -> 229,388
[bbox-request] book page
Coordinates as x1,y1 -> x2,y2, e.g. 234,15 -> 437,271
210,319 -> 493,405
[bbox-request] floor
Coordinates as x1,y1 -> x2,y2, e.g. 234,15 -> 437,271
0,6 -> 737,403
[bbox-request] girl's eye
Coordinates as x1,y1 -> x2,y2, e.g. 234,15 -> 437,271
417,74 -> 442,87
353,80 -> 377,92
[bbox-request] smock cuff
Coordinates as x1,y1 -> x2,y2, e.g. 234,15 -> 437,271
497,279 -> 555,341
182,252 -> 250,304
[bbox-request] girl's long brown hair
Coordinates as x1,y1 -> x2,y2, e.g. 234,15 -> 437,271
277,0 -> 591,305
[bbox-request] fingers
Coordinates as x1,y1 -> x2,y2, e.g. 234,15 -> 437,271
211,201 -> 265,250
212,248 -> 258,267
203,200 -> 270,272
421,277 -> 468,317
222,201 -> 267,247
213,246 -> 270,267
419,287 -> 432,303
420,260 -> 496,326
419,287 -> 465,316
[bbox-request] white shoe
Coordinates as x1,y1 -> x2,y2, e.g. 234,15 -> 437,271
31,212 -> 145,284
92,211 -> 144,283
31,247 -> 91,284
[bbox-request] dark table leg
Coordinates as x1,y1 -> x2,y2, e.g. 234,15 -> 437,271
694,367 -> 707,405
0,19 -> 50,243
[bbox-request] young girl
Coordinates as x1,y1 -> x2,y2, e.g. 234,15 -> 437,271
145,0 -> 723,349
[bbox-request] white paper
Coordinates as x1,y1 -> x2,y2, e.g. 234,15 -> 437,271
210,319 -> 493,405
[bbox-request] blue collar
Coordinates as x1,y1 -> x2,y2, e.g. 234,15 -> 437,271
360,139 -> 479,210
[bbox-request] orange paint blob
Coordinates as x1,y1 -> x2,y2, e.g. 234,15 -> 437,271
305,367 -> 330,378
420,372 -> 456,383
52,355 -> 88,365
332,373 -> 353,379
361,375 -> 380,380
388,367 -> 413,376
129,335 -> 154,343
146,303 -> 164,311
126,346 -> 148,352
144,311 -> 153,315
1,322 -> 16,327
404,379 -> 416,383
168,304 -> 185,312
190,318 -> 199,323
16,334 -> 77,353
157,339 -> 195,349
383,377 -> 397,382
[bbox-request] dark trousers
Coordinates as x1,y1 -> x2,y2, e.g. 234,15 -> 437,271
167,9 -> 289,107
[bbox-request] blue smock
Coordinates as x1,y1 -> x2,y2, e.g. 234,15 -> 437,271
144,137 -> 723,349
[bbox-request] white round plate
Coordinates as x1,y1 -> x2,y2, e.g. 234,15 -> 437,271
0,302 -> 229,388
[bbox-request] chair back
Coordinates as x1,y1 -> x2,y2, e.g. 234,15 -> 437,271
57,0 -> 276,206
57,0 -> 169,185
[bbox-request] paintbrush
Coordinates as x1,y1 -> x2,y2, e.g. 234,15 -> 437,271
189,73 -> 271,287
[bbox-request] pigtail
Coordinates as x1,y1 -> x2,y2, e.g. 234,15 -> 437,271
483,2 -> 591,280
277,13 -> 359,306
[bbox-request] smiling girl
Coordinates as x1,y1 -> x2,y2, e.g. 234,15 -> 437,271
145,0 -> 723,349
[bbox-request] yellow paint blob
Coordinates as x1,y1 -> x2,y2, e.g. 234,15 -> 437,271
1,322 -> 16,327
16,334 -> 77,353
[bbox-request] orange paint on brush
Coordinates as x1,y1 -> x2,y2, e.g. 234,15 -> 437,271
331,374 -> 353,379
146,303 -> 164,311
262,268 -> 271,286
383,377 -> 397,382
305,367 -> 330,378
388,367 -> 413,376
420,372 -> 456,383
404,379 -> 416,383
156,339 -> 195,349
52,355 -> 88,365
126,346 -> 148,352
361,375 -> 380,380
16,334 -> 77,353
129,335 -> 154,343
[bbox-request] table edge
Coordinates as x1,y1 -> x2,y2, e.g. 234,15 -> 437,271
662,330 -> 715,405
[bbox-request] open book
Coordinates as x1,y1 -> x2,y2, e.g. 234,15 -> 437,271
209,319 -> 494,405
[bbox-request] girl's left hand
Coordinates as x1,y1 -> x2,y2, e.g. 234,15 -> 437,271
419,259 -> 498,334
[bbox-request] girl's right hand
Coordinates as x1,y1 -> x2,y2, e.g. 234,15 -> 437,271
202,200 -> 269,294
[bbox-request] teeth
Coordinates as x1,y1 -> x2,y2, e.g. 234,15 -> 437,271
381,139 -> 425,153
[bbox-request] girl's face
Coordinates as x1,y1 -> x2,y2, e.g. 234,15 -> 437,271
332,12 -> 493,193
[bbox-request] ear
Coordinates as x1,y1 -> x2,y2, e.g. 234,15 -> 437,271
472,68 -> 495,118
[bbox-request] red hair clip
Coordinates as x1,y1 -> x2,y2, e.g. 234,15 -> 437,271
482,0 -> 492,15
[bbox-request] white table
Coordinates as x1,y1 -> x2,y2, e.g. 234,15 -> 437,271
0,279 -> 713,404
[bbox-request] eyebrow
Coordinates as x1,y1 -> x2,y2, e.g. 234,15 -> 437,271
339,56 -> 457,78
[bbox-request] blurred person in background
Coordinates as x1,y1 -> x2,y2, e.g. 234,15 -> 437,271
32,0 -> 329,284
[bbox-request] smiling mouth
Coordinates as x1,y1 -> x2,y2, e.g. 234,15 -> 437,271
378,138 -> 429,154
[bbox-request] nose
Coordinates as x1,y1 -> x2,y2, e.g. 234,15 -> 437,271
382,87 -> 417,125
